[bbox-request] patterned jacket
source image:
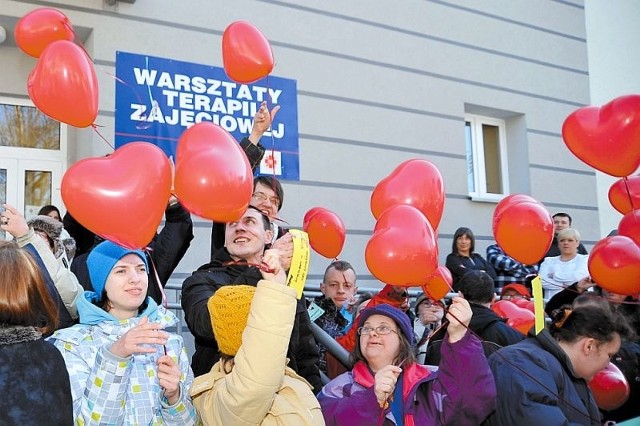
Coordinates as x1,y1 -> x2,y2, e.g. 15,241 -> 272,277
48,292 -> 198,425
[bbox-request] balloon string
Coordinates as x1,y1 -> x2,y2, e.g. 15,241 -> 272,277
143,246 -> 168,308
222,260 -> 275,274
441,308 -> 598,423
543,281 -> 640,305
105,71 -> 159,130
622,176 -> 637,212
90,124 -> 115,151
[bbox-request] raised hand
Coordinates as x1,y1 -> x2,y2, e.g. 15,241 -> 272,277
260,248 -> 287,285
446,296 -> 472,343
248,101 -> 280,144
271,233 -> 293,270
1,204 -> 29,238
109,317 -> 169,358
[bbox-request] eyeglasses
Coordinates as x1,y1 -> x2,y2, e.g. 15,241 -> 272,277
502,294 -> 526,301
252,192 -> 279,206
357,325 -> 398,336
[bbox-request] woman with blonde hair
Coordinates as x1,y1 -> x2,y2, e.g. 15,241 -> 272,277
0,240 -> 73,425
539,228 -> 589,301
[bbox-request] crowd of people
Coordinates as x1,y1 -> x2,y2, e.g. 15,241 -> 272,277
0,103 -> 638,425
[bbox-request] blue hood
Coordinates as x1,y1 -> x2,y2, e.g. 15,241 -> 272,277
77,291 -> 160,325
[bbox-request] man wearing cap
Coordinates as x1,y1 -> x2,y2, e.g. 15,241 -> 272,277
500,283 -> 532,301
425,270 -> 523,365
181,206 -> 322,393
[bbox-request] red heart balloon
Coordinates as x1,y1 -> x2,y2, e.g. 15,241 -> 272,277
222,21 -> 274,84
618,210 -> 640,246
15,8 -> 74,58
371,159 -> 445,230
28,40 -> 98,128
511,298 -> 535,314
423,265 -> 452,300
493,201 -> 554,265
303,207 -> 326,231
365,205 -> 438,286
588,236 -> 640,295
61,142 -> 172,249
562,95 -> 640,177
174,122 -> 253,222
608,176 -> 640,215
304,209 -> 345,259
588,362 -> 630,411
494,194 -> 540,220
491,300 -> 535,335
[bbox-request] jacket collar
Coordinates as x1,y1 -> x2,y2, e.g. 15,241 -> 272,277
352,361 -> 433,400
0,325 -> 41,345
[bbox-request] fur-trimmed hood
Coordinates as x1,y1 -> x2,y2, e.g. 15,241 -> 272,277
27,215 -> 77,261
0,325 -> 42,345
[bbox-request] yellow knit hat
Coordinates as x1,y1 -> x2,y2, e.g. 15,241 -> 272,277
208,285 -> 256,356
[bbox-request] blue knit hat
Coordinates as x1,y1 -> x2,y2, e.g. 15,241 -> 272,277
357,303 -> 415,346
87,241 -> 148,300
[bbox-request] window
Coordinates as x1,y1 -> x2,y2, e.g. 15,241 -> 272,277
465,115 -> 509,201
0,97 -> 66,228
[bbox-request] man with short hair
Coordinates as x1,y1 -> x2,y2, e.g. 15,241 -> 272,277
541,213 -> 588,261
310,261 -> 357,376
425,270 -> 523,365
182,206 -> 321,393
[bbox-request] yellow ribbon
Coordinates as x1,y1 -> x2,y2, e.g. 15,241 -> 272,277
286,230 -> 310,299
532,276 -> 545,334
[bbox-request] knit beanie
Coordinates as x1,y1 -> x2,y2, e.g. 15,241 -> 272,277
208,285 -> 256,356
358,303 -> 415,346
87,240 -> 148,300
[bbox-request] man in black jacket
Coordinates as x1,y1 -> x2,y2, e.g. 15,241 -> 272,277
182,205 -> 322,393
426,270 -> 523,365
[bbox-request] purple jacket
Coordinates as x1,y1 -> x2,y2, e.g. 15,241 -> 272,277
318,331 -> 496,425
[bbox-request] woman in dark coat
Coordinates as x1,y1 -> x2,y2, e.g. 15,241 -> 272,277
446,227 -> 497,291
0,240 -> 73,425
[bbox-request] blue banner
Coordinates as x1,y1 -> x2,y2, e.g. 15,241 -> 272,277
114,51 -> 299,180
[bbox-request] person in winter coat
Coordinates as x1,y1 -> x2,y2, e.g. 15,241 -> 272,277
48,241 -> 198,425
485,303 -> 633,425
446,227 -> 497,291
182,206 -> 322,393
318,301 -> 497,425
1,204 -> 83,329
0,240 -> 73,425
190,248 -> 324,425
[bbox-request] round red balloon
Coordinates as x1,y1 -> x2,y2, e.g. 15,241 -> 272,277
588,362 -> 630,411
61,142 -> 172,249
493,201 -> 554,265
222,21 -> 274,84
365,204 -> 439,286
371,159 -> 445,230
423,265 -> 452,301
28,40 -> 98,128
15,8 -> 74,58
303,207 -> 326,231
491,300 -> 535,335
562,95 -> 640,177
609,176 -> 640,215
494,194 -> 539,221
588,236 -> 640,296
174,122 -> 253,222
617,209 -> 640,246
304,209 -> 345,259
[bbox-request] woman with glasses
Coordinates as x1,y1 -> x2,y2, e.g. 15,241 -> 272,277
47,240 -> 198,425
318,300 -> 496,425
413,294 -> 445,364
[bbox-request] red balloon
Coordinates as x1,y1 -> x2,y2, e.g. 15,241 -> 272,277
61,142 -> 172,249
491,300 -> 535,335
609,176 -> 640,215
365,204 -> 438,286
222,21 -> 274,84
562,95 -> 640,177
618,210 -> 640,246
423,265 -> 452,300
174,122 -> 253,222
304,209 -> 345,259
494,194 -> 539,221
493,201 -> 554,265
15,8 -> 74,58
28,40 -> 98,128
303,207 -> 326,231
589,362 -> 630,411
588,236 -> 640,296
371,159 -> 445,230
